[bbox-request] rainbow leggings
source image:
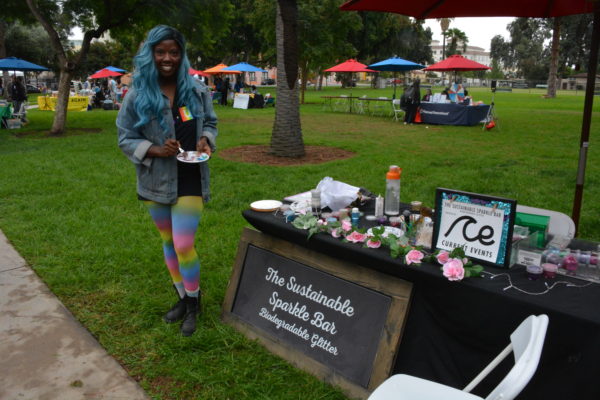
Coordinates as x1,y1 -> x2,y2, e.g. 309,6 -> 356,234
144,196 -> 203,298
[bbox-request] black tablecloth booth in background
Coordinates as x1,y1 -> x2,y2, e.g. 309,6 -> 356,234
419,103 -> 490,126
248,94 -> 264,109
243,204 -> 600,400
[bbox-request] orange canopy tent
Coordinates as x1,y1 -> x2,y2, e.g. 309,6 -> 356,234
203,63 -> 241,75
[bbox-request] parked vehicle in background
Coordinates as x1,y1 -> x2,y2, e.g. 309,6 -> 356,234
262,78 -> 275,85
26,84 -> 41,93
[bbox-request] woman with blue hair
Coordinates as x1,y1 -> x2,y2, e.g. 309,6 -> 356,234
117,25 -> 217,337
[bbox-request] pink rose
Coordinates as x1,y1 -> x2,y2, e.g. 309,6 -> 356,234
331,228 -> 341,238
405,249 -> 424,265
443,258 -> 465,281
367,239 -> 381,248
346,231 -> 367,243
317,219 -> 325,226
341,219 -> 353,232
436,251 -> 450,265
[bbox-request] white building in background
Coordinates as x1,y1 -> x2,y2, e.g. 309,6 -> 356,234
430,40 -> 490,66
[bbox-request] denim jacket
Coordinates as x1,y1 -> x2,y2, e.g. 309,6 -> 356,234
117,82 -> 217,204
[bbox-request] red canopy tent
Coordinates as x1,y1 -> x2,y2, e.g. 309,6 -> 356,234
324,59 -> 376,93
424,54 -> 491,84
188,67 -> 209,77
340,0 -> 594,17
424,54 -> 491,72
340,0 -> 600,235
89,68 -> 122,79
324,59 -> 376,73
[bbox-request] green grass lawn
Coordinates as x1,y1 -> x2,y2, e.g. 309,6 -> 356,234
0,86 -> 598,399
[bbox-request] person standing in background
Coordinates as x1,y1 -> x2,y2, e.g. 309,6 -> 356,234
403,78 -> 421,124
109,77 -> 117,102
10,76 -> 27,122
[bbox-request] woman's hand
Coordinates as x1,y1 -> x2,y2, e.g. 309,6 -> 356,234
196,137 -> 211,156
147,138 -> 180,158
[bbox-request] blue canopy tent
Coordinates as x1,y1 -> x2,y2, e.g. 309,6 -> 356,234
368,56 -> 425,98
222,62 -> 267,90
222,62 -> 267,73
97,66 -> 127,73
0,57 -> 50,72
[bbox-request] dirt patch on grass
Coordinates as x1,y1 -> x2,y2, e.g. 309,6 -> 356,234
13,128 -> 102,138
219,145 -> 355,166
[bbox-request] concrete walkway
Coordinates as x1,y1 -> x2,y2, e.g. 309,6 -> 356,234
0,229 -> 150,400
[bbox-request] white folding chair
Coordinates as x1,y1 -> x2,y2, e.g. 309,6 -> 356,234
12,101 -> 27,122
373,97 -> 389,116
392,99 -> 404,121
333,95 -> 349,113
516,205 -> 576,240
368,314 -> 549,400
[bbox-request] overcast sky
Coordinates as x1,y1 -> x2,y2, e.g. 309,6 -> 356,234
423,17 -> 515,51
72,17 -> 515,53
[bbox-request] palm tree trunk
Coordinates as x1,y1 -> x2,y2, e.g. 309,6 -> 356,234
270,0 -> 304,157
547,18 -> 561,98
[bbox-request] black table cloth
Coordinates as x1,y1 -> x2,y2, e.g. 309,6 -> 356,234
243,208 -> 600,399
419,103 -> 490,126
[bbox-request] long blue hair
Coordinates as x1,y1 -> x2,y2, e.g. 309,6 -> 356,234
132,25 -> 199,132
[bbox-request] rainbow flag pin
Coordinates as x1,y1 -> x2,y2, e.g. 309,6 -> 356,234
179,106 -> 193,122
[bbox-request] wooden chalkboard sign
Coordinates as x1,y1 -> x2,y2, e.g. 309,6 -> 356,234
222,228 -> 413,399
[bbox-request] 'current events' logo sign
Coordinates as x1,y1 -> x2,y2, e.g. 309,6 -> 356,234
437,199 -> 504,262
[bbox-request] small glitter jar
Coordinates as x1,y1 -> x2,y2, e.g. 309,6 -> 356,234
562,254 -> 579,275
526,264 -> 543,280
542,263 -> 558,279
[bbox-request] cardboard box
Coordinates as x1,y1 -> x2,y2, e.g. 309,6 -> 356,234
6,118 -> 22,129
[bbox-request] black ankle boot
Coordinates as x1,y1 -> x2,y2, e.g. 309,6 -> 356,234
180,294 -> 201,337
163,286 -> 186,323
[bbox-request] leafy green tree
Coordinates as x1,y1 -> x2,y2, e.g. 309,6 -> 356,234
506,18 -> 551,81
5,22 -> 55,69
558,14 -> 594,73
24,0 -> 205,135
490,35 -> 514,70
249,0 -> 360,102
1,1 -> 41,98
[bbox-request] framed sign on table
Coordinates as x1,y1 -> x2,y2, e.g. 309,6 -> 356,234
432,188 -> 517,268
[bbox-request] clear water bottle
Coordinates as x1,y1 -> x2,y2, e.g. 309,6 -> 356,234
384,166 -> 401,216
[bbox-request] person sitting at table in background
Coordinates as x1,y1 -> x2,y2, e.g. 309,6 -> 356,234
117,25 -> 217,337
441,87 -> 450,97
422,88 -> 432,102
250,85 -> 258,94
403,78 -> 420,124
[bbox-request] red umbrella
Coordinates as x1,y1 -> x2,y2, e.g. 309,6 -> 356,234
189,67 -> 209,77
89,68 -> 123,79
324,59 -> 376,73
424,54 -> 490,72
340,0 -> 594,17
340,0 -> 600,235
